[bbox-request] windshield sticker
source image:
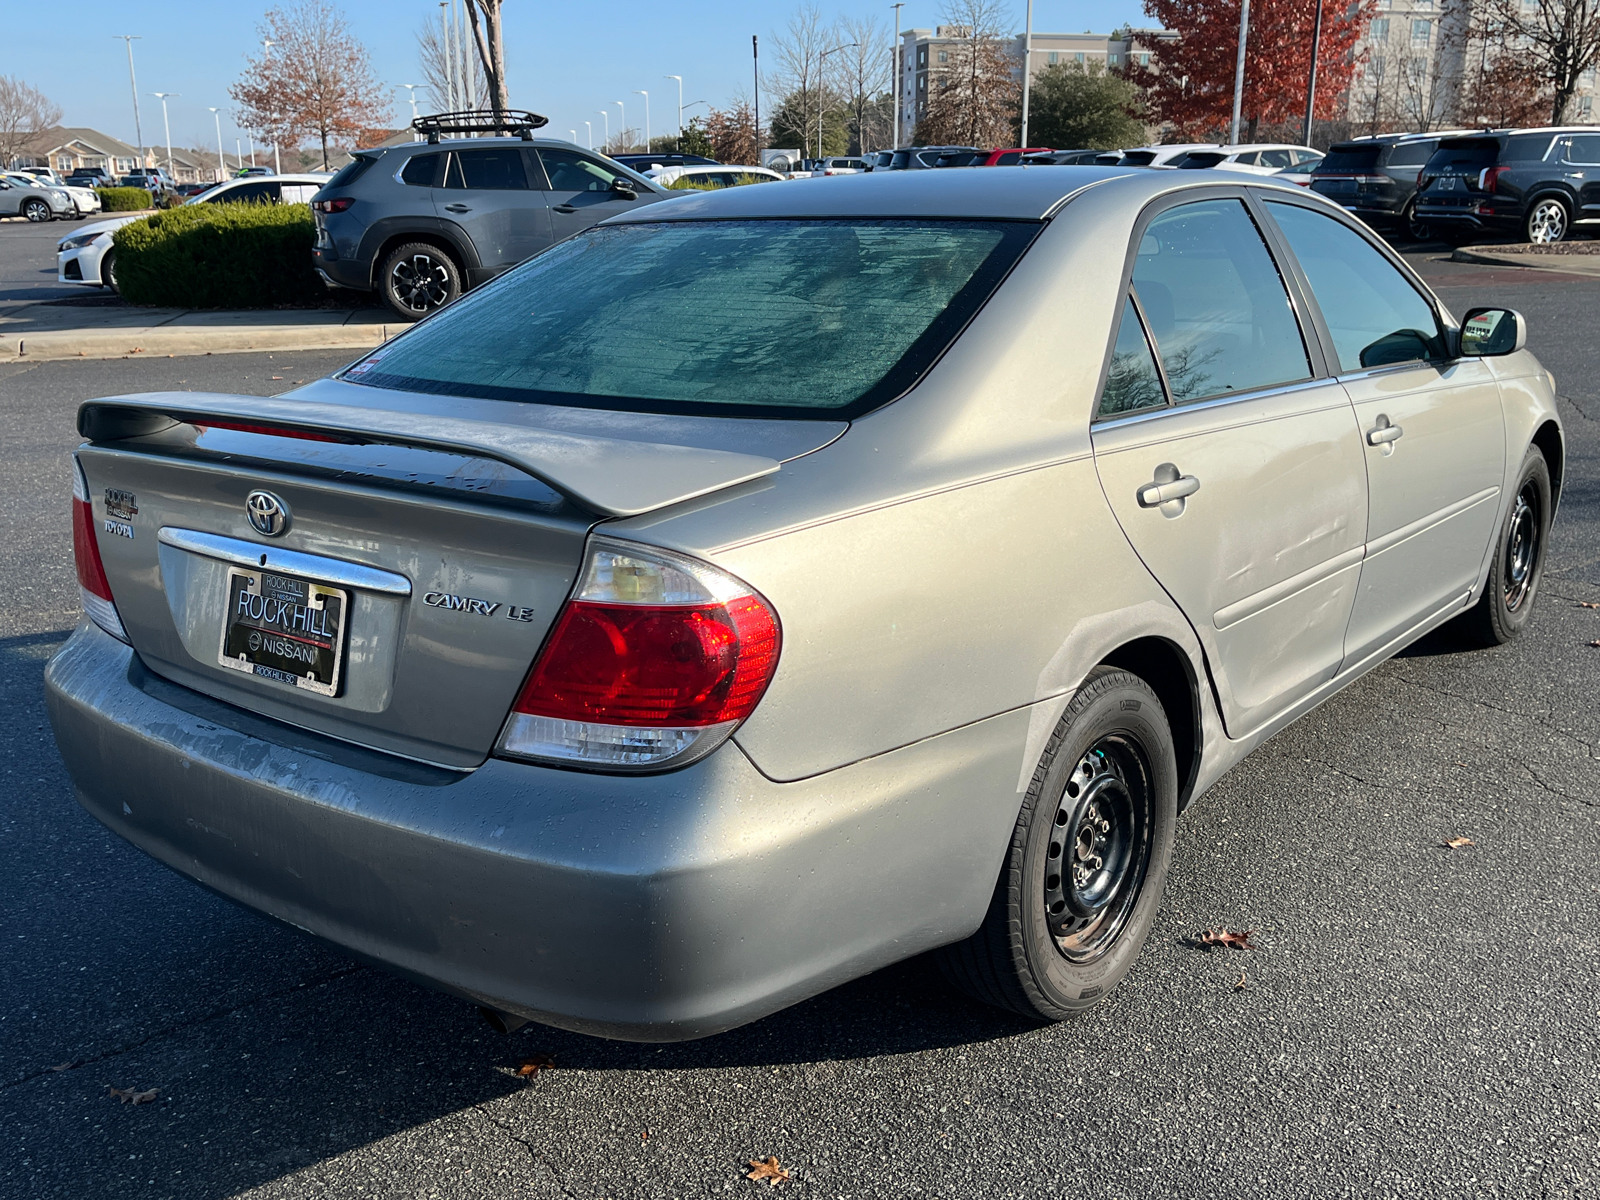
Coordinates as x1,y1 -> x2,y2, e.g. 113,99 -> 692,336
344,346 -> 392,377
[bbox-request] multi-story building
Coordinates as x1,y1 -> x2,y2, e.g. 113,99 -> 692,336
896,25 -> 1176,146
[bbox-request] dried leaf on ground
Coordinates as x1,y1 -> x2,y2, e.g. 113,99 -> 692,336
1444,836 -> 1475,849
515,1054 -> 556,1077
746,1156 -> 790,1186
1199,927 -> 1255,950
1576,601 -> 1600,609
1234,969 -> 1247,991
1588,640 -> 1600,648
49,1062 -> 75,1072
108,1086 -> 159,1105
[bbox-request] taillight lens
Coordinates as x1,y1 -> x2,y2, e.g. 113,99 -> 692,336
498,538 -> 780,771
1478,166 -> 1510,193
71,457 -> 128,643
312,197 -> 354,213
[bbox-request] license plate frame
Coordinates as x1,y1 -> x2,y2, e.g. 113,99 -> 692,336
217,567 -> 348,696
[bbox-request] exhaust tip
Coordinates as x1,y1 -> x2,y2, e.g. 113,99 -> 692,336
478,1005 -> 530,1035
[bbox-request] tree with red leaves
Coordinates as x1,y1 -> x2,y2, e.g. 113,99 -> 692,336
1128,0 -> 1373,142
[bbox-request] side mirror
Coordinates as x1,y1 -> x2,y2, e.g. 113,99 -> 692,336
610,177 -> 637,199
1458,307 -> 1527,357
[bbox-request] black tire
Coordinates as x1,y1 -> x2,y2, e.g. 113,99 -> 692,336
379,241 -> 462,322
1457,447 -> 1553,646
101,250 -> 119,295
1524,197 -> 1570,245
937,666 -> 1178,1020
23,198 -> 52,223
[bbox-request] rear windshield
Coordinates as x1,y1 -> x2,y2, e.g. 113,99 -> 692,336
1425,138 -> 1501,172
1172,152 -> 1226,168
1318,146 -> 1380,172
346,219 -> 1035,418
324,154 -> 376,190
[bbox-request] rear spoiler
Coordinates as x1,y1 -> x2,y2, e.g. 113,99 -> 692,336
77,391 -> 780,518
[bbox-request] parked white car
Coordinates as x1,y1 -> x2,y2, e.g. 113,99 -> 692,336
815,156 -> 870,175
1167,144 -> 1325,174
1,172 -> 78,221
57,173 -> 331,291
647,164 -> 785,189
1111,144 -> 1223,168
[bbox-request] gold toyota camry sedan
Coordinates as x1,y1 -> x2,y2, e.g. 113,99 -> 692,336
48,166 -> 1561,1040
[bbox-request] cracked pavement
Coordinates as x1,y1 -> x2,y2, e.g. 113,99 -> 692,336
3,250 -> 1599,1199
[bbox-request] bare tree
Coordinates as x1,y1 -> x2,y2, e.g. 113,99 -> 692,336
418,7 -> 488,113
1471,0 -> 1600,122
917,0 -> 1019,148
834,14 -> 893,154
463,0 -> 511,117
1394,53 -> 1451,131
769,5 -> 831,158
0,75 -> 63,167
231,0 -> 392,170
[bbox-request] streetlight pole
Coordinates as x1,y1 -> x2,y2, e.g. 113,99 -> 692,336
752,36 -> 761,166
598,110 -> 609,152
1020,0 -> 1034,148
1229,0 -> 1251,145
248,135 -> 256,166
209,108 -> 225,180
634,90 -> 650,153
665,75 -> 683,148
890,4 -> 904,148
614,101 -> 626,151
401,84 -> 425,122
263,39 -> 281,173
114,37 -> 145,169
152,92 -> 178,175
236,138 -> 243,171
818,44 -> 857,162
584,120 -> 593,149
1301,0 -> 1325,148
440,2 -> 456,111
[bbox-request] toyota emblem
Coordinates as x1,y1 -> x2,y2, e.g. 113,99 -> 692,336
245,490 -> 291,538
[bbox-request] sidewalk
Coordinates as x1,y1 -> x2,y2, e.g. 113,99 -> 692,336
0,300 -> 394,363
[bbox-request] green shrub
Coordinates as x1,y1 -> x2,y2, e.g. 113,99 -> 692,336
113,202 -> 324,309
97,187 -> 153,212
666,173 -> 771,191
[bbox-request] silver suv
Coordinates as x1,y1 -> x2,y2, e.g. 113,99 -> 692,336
310,117 -> 666,321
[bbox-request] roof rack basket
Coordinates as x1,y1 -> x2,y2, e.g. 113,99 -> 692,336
411,109 -> 549,143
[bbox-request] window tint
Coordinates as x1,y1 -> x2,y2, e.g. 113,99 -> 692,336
996,151 -> 1021,165
1320,146 -> 1380,172
1131,199 -> 1310,403
325,155 -> 375,189
218,181 -> 279,204
444,148 -> 528,190
1566,134 -> 1600,165
539,149 -> 623,192
1266,201 -> 1445,372
1259,149 -> 1294,168
346,220 -> 1034,417
1100,296 -> 1167,417
1425,138 -> 1499,171
1386,139 -> 1433,166
400,154 -> 441,186
1504,134 -> 1554,162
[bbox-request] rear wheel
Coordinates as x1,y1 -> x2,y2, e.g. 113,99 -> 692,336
380,242 -> 462,322
1525,198 -> 1569,244
23,198 -> 51,222
1457,447 -> 1552,646
937,666 -> 1178,1020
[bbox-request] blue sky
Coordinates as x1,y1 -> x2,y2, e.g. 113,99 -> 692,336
4,0 -> 1147,156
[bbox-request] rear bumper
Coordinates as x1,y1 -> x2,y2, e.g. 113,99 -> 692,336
45,623 -> 1028,1041
312,246 -> 370,291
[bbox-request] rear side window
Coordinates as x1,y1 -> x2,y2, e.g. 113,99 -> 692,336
1101,296 -> 1167,417
1320,146 -> 1381,172
444,148 -> 528,190
1266,202 -> 1445,371
217,182 -> 279,204
401,154 -> 441,186
344,219 -> 1036,418
1426,139 -> 1501,172
325,155 -> 375,189
1504,134 -> 1555,162
1131,198 -> 1310,403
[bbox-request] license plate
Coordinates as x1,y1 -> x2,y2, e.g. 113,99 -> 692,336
1437,176 -> 1460,191
218,568 -> 347,696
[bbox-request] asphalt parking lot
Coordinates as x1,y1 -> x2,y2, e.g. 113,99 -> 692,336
3,251 -> 1598,1199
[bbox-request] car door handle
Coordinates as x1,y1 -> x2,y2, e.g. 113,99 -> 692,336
443,203 -> 470,213
552,204 -> 578,213
1137,469 -> 1201,508
1367,418 -> 1404,446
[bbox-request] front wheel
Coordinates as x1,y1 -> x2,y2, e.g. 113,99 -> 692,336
1525,198 -> 1569,244
937,666 -> 1178,1020
23,198 -> 51,222
1457,447 -> 1552,646
101,250 -> 119,295
380,242 -> 462,322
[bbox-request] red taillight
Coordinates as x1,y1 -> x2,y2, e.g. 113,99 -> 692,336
71,457 -> 128,643
515,596 -> 779,727
1478,165 -> 1510,193
312,197 -> 354,213
498,539 -> 781,771
192,420 -> 355,443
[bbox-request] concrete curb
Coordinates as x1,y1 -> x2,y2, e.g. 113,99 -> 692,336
4,316 -> 393,364
1450,246 -> 1600,277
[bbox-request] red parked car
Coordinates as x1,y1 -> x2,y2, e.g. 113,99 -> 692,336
981,148 -> 1051,166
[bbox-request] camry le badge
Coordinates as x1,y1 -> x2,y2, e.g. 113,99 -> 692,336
246,490 -> 291,538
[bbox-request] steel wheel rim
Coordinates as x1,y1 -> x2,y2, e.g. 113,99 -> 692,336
1529,202 -> 1566,244
1044,734 -> 1154,964
390,253 -> 450,313
1504,481 -> 1540,612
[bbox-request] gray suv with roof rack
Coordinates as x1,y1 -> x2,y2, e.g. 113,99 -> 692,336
310,109 -> 666,321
